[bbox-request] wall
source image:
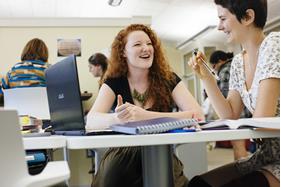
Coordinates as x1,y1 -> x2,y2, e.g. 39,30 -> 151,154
162,42 -> 184,76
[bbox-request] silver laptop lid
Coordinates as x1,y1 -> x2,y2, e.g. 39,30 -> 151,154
3,87 -> 50,119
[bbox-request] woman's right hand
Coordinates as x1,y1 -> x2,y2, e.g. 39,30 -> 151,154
115,95 -> 149,123
188,51 -> 213,80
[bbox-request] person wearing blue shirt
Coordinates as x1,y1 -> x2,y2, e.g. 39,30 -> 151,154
2,38 -> 50,175
2,38 -> 50,89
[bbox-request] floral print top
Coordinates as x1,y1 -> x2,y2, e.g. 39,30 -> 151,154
229,32 -> 280,180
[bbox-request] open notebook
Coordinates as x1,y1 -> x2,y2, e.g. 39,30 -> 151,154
199,117 -> 280,130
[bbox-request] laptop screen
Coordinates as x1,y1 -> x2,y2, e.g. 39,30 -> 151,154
4,87 -> 50,120
45,55 -> 85,131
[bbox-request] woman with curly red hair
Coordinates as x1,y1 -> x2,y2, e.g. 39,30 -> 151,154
86,24 -> 204,187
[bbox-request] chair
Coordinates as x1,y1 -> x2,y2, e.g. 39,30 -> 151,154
0,109 -> 70,187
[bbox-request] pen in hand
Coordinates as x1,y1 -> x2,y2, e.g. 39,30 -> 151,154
193,49 -> 220,80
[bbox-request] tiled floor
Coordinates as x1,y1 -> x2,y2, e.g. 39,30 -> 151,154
207,147 -> 234,171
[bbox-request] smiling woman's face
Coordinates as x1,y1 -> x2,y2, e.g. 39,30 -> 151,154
123,30 -> 154,71
217,5 -> 245,44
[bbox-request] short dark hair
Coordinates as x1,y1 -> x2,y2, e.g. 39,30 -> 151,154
88,53 -> 108,72
209,50 -> 234,64
214,0 -> 267,29
21,38 -> 49,62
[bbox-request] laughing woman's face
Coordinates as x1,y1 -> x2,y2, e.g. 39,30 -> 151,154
216,5 -> 246,44
123,30 -> 154,71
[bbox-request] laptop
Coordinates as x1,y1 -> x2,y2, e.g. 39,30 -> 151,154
45,55 -> 116,136
3,87 -> 50,120
3,86 -> 52,137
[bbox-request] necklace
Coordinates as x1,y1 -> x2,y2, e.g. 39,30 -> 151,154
132,89 -> 149,106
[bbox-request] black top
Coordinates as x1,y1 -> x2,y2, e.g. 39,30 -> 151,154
104,73 -> 181,111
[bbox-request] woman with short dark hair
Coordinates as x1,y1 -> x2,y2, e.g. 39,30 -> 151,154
188,0 -> 279,186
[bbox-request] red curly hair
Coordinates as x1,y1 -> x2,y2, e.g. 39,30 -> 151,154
104,24 -> 176,112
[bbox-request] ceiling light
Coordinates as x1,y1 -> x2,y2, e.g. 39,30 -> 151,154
108,0 -> 122,7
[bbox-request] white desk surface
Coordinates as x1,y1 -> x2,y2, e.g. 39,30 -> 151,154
66,129 -> 279,149
23,135 -> 66,150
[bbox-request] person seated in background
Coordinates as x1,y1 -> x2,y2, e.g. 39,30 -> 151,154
209,50 -> 233,98
209,50 -> 252,160
188,0 -> 279,186
84,53 -> 108,113
87,54 -> 109,174
2,38 -> 50,89
88,52 -> 108,87
2,38 -> 50,175
86,24 -> 204,187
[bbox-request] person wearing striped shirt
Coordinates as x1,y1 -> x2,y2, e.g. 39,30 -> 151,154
2,38 -> 49,89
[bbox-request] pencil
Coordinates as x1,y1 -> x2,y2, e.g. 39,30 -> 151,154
193,49 -> 220,80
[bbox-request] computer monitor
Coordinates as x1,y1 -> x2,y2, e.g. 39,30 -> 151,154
45,55 -> 85,131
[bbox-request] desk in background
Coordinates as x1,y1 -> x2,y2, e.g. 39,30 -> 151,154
81,92 -> 92,101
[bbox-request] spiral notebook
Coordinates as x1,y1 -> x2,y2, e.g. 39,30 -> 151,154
111,117 -> 198,135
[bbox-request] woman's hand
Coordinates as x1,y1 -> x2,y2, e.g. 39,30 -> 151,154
115,95 -> 148,123
188,51 -> 212,80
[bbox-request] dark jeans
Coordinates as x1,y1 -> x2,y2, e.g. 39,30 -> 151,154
92,147 -> 188,187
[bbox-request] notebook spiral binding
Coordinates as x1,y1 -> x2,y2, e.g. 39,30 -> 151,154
136,118 -> 197,134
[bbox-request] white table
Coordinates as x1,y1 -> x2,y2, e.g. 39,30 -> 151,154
66,129 -> 279,187
23,135 -> 69,185
23,136 -> 68,163
23,135 -> 66,150
23,135 -> 68,165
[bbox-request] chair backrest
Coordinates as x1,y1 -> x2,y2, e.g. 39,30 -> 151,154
3,87 -> 50,119
0,109 -> 29,185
